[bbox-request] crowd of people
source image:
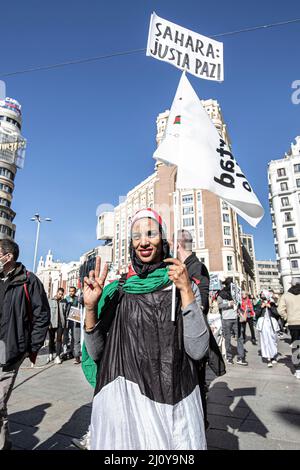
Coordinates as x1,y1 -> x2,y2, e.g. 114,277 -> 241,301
47,286 -> 82,366
208,284 -> 298,371
0,208 -> 300,451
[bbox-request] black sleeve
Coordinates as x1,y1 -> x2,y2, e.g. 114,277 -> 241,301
255,307 -> 263,319
188,263 -> 209,315
28,274 -> 51,353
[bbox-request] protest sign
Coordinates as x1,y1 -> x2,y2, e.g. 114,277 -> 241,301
147,12 -> 224,81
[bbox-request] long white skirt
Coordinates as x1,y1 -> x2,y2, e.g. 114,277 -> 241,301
258,315 -> 278,359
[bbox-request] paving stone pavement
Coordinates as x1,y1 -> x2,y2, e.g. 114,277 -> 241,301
7,333 -> 300,450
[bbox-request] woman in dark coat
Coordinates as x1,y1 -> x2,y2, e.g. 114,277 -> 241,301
82,209 -> 209,450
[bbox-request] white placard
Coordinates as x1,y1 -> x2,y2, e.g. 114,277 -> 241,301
146,12 -> 224,81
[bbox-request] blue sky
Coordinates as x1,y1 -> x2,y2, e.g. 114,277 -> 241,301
1,0 -> 299,269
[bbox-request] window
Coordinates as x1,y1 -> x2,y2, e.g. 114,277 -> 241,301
0,210 -> 12,221
297,179 -> 300,188
277,168 -> 286,177
183,217 -> 194,227
287,227 -> 295,238
0,183 -> 12,194
294,164 -> 300,173
291,260 -> 299,269
281,197 -> 290,207
223,214 -> 230,223
227,256 -> 233,271
0,198 -> 10,207
183,206 -> 194,215
182,194 -> 193,204
222,201 -> 229,210
0,168 -> 14,180
197,192 -> 202,202
280,182 -> 288,191
224,239 -> 232,246
285,212 -> 292,222
289,244 -> 297,254
224,226 -> 231,236
0,224 -> 12,236
198,215 -> 203,225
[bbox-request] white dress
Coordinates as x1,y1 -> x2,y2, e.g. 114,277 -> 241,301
256,308 -> 279,359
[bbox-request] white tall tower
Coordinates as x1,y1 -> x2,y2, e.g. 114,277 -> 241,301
0,97 -> 26,240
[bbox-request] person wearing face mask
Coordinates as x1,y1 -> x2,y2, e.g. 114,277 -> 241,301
0,239 -> 50,450
81,208 -> 209,450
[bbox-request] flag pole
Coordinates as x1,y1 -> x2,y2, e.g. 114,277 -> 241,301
171,189 -> 179,322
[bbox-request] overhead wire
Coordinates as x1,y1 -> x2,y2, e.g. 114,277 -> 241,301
0,18 -> 299,78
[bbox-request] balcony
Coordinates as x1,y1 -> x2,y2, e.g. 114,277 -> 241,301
285,235 -> 298,242
276,175 -> 289,182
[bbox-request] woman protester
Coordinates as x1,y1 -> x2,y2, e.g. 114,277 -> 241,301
82,209 -> 209,450
239,291 -> 257,345
256,290 -> 280,368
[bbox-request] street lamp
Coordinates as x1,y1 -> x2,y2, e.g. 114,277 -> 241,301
30,213 -> 52,273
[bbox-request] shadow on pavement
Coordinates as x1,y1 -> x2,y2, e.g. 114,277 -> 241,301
34,404 -> 91,450
276,355 -> 295,375
10,403 -> 52,449
274,407 -> 300,428
207,381 -> 269,450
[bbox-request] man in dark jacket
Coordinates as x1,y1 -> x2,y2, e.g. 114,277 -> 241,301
0,239 -> 50,450
176,230 -> 225,429
177,230 -> 210,315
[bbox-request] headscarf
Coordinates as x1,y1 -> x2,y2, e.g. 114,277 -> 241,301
129,208 -> 170,277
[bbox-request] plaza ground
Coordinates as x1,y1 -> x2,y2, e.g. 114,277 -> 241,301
8,332 -> 300,450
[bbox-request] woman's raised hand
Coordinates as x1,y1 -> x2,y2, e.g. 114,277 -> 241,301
83,256 -> 108,311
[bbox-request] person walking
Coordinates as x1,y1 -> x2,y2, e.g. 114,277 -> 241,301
176,229 -> 225,430
217,278 -> 248,366
82,209 -> 209,450
176,229 -> 210,315
240,291 -> 257,345
256,291 -> 280,368
278,278 -> 300,379
0,239 -> 50,450
66,287 -> 81,364
47,288 -> 68,364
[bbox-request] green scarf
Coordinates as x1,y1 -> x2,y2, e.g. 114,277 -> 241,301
81,268 -> 170,387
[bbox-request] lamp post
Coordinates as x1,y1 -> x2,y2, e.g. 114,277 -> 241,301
31,213 -> 51,273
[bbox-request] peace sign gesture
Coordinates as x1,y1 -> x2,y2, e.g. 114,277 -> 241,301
83,256 -> 109,311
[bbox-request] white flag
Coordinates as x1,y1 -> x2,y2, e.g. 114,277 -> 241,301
153,72 -> 264,227
146,12 -> 224,82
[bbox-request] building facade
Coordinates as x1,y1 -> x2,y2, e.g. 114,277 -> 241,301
0,98 -> 26,240
109,100 -> 245,285
239,227 -> 258,295
36,250 -> 80,298
255,260 -> 283,295
268,136 -> 300,291
37,245 -> 114,298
